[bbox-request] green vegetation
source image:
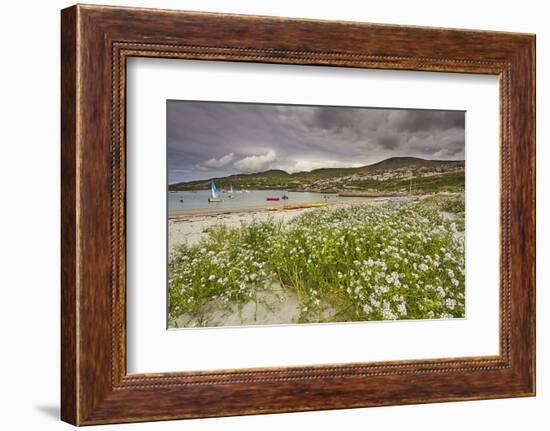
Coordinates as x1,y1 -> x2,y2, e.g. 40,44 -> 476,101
169,157 -> 465,193
423,194 -> 466,213
168,196 -> 465,327
352,171 -> 464,193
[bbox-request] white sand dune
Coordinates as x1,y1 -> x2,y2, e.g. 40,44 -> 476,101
173,284 -> 301,329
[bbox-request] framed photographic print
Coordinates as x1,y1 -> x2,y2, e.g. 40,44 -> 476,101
61,4 -> 536,425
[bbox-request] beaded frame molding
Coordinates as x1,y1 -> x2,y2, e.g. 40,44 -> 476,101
61,4 -> 535,425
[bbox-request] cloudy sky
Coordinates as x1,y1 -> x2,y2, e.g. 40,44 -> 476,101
167,100 -> 465,184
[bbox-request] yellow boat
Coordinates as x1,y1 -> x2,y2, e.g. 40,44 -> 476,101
267,203 -> 328,211
283,203 -> 327,210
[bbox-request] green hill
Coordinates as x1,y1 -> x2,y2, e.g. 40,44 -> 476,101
169,157 -> 464,194
364,156 -> 459,171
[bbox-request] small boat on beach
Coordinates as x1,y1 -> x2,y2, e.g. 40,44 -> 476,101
208,179 -> 223,203
284,203 -> 327,210
266,203 -> 328,211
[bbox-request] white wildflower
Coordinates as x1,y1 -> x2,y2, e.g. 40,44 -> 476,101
362,303 -> 372,314
397,302 -> 407,316
445,298 -> 457,310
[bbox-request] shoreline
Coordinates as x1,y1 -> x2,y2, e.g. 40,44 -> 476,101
167,194 -> 451,251
168,196 -> 388,220
168,199 -> 392,251
169,202 -> 340,220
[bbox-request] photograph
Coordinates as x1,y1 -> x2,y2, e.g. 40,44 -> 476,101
167,101 -> 466,328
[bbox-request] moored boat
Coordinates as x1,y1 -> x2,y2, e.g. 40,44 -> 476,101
266,197 -> 280,201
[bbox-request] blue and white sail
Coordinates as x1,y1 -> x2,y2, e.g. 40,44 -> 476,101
210,180 -> 221,199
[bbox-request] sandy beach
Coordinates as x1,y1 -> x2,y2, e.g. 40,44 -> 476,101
172,283 -> 301,328
170,204 -> 332,251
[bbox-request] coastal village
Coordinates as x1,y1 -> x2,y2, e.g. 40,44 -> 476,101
169,157 -> 465,196
296,160 -> 464,194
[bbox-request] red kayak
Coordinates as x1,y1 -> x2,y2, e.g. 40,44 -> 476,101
266,197 -> 280,201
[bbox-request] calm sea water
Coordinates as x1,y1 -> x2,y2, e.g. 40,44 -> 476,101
168,189 -> 339,212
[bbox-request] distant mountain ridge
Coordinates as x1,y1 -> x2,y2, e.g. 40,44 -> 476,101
169,157 -> 465,194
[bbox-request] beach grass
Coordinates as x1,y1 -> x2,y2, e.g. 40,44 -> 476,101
168,196 -> 465,327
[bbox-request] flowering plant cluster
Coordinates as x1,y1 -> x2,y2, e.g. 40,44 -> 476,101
169,197 -> 465,326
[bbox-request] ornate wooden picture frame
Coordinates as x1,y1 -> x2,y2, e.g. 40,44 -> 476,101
61,4 -> 535,425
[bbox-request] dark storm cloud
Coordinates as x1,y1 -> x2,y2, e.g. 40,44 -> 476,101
388,110 -> 465,133
378,130 -> 401,150
167,101 -> 465,183
305,107 -> 360,131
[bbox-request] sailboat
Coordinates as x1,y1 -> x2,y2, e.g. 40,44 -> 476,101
208,179 -> 223,203
228,184 -> 235,199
